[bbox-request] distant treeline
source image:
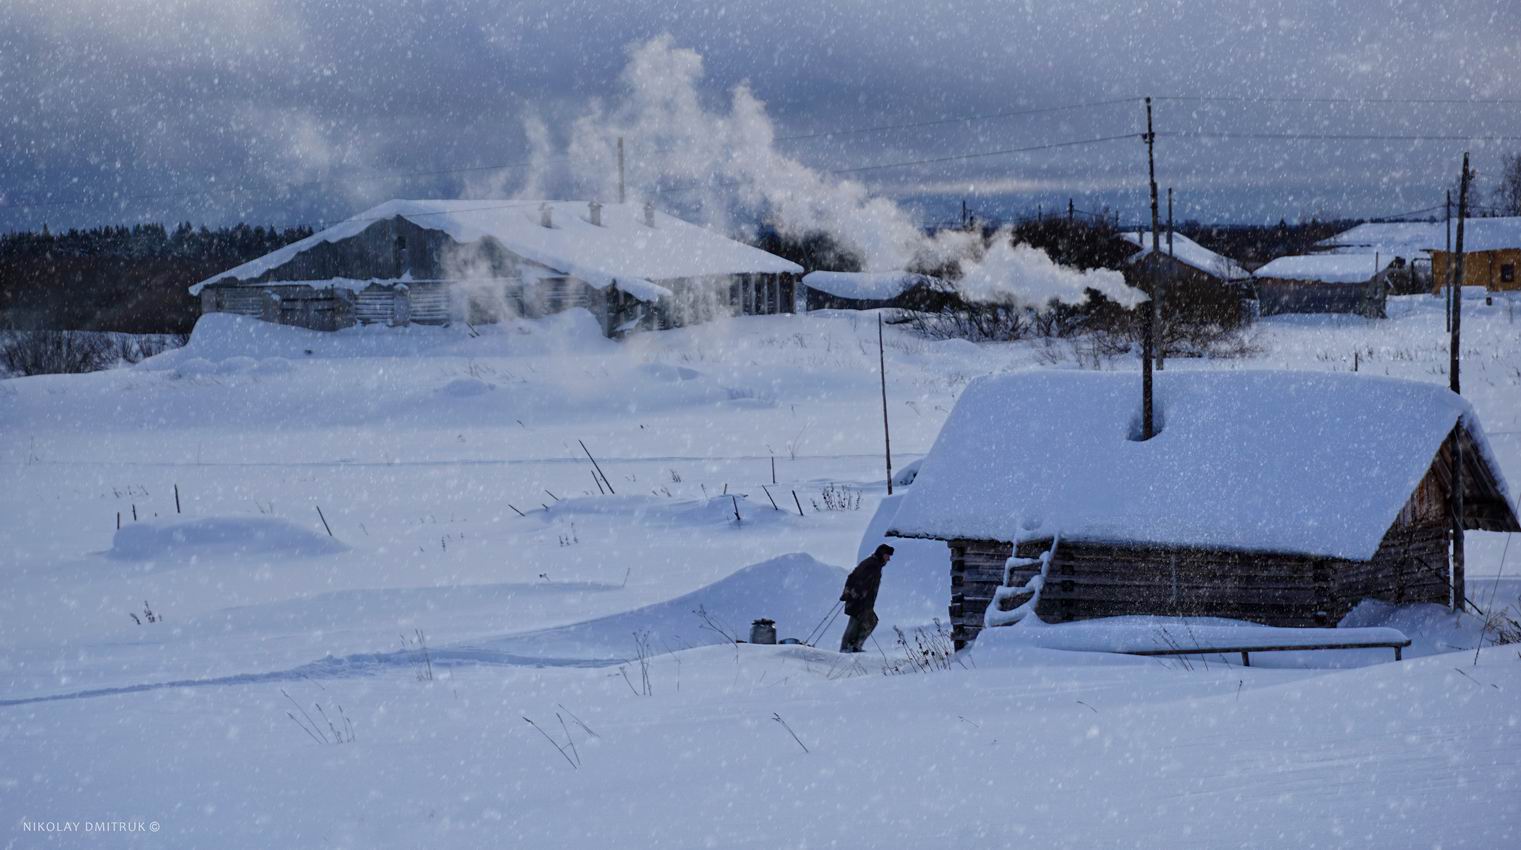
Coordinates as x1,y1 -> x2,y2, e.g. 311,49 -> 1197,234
0,222 -> 313,334
2,216 -> 1372,334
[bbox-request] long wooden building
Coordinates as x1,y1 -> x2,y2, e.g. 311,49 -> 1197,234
191,199 -> 803,336
885,371 -> 1519,648
1252,253 -> 1392,318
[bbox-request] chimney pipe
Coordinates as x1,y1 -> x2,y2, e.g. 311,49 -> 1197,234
589,201 -> 602,227
643,201 -> 655,228
540,203 -> 553,228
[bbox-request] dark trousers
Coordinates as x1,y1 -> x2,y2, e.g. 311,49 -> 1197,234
840,610 -> 878,652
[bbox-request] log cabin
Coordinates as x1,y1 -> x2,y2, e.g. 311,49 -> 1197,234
1120,229 -> 1255,327
884,371 -> 1519,649
190,199 -> 803,335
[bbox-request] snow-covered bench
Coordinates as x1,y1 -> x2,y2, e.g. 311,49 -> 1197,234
981,617 -> 1413,666
1125,636 -> 1411,666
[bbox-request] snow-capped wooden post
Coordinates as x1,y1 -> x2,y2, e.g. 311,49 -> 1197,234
1450,152 -> 1474,612
879,314 -> 893,495
1140,97 -> 1159,439
617,137 -> 626,205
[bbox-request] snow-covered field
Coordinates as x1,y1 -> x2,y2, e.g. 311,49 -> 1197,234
3,294 -> 1520,847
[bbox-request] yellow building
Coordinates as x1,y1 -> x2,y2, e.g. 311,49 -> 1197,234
1427,217 -> 1521,293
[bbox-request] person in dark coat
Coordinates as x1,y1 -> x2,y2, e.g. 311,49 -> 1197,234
839,544 -> 893,652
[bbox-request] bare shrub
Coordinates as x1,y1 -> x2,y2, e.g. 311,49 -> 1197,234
882,621 -> 963,675
812,483 -> 862,512
2,330 -> 110,376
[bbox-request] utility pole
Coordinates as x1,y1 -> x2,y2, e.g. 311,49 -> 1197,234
617,137 -> 626,205
1158,186 -> 1173,371
961,198 -> 968,229
1445,190 -> 1452,332
1450,152 -> 1474,613
879,315 -> 893,495
1068,198 -> 1075,223
1140,97 -> 1160,439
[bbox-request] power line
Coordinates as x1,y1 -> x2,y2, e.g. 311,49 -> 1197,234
1164,131 -> 1521,143
1156,94 -> 1521,107
828,133 -> 1140,175
775,97 -> 1139,143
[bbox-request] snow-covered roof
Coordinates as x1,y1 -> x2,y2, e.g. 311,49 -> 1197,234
886,370 -> 1516,561
1315,217 -> 1521,257
191,200 -> 802,296
800,270 -> 941,301
1121,231 -> 1249,281
1254,253 -> 1391,283
1315,221 -> 1442,260
1423,217 -> 1521,253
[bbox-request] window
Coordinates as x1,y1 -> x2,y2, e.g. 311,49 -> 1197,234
1502,263 -> 1516,284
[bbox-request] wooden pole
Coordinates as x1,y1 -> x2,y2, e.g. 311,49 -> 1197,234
315,505 -> 333,537
792,490 -> 805,517
1450,152 -> 1474,613
1158,186 -> 1173,371
578,440 -> 615,494
1140,97 -> 1159,440
617,137 -> 626,205
174,484 -> 181,514
879,315 -> 893,495
1068,198 -> 1074,223
1445,190 -> 1452,332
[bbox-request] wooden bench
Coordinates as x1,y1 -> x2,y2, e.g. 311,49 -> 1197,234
1127,638 -> 1411,666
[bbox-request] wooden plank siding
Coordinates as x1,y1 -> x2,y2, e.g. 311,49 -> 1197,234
943,441 -> 1477,648
1431,248 -> 1521,293
1254,274 -> 1388,318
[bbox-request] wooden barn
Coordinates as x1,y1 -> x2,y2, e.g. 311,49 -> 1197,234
884,371 -> 1519,649
191,199 -> 803,336
797,271 -> 950,312
1252,253 -> 1392,318
1426,217 -> 1521,296
1314,221 -> 1434,294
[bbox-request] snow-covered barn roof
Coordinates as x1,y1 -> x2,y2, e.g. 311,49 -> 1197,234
885,370 -> 1517,561
1121,231 -> 1249,281
191,200 -> 802,296
1422,217 -> 1521,253
799,270 -> 941,301
1253,253 -> 1391,283
1315,221 -> 1442,260
1314,217 -> 1521,258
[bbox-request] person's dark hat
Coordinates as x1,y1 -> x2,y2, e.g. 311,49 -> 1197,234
874,543 -> 896,557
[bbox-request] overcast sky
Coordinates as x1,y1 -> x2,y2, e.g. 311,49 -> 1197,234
3,0 -> 1519,232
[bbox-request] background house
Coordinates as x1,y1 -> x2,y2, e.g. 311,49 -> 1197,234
1120,230 -> 1255,328
191,199 -> 803,335
1252,253 -> 1392,317
797,271 -> 949,312
885,371 -> 1518,648
1313,221 -> 1435,294
1425,217 -> 1521,295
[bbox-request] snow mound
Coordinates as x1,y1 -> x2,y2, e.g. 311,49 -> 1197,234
637,362 -> 701,382
108,517 -> 348,561
475,553 -> 846,660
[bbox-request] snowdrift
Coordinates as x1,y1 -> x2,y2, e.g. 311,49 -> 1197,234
108,516 -> 347,561
474,553 -> 846,661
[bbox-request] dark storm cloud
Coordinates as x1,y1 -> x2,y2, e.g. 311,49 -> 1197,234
2,0 -> 1517,230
